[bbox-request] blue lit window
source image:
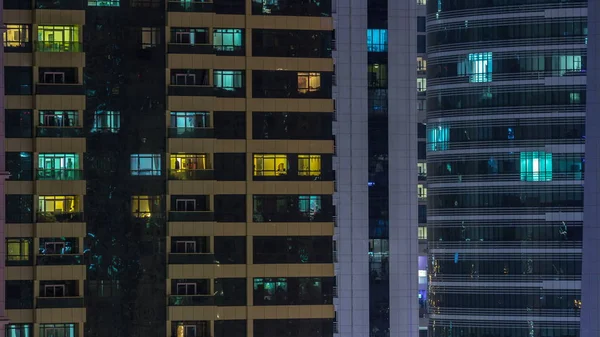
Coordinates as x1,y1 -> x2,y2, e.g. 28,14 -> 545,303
427,125 -> 449,151
520,152 -> 552,181
88,0 -> 119,6
367,29 -> 387,52
214,70 -> 243,91
459,52 -> 493,83
91,110 -> 120,133
131,154 -> 161,176
213,29 -> 243,52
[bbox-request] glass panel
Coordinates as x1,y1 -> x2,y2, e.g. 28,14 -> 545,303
297,72 -> 321,93
520,152 -> 553,182
38,196 -> 77,213
91,111 -> 120,133
298,155 -> 321,176
132,195 -> 161,217
170,112 -> 210,129
214,70 -> 243,90
253,154 -> 288,176
130,154 -> 161,176
37,26 -> 80,52
367,29 -> 388,52
213,29 -> 243,51
4,25 -> 29,47
39,111 -> 79,127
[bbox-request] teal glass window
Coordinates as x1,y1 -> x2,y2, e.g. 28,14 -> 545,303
39,110 -> 78,127
367,29 -> 387,52
298,195 -> 321,217
427,125 -> 449,151
38,153 -> 80,180
459,52 -> 493,83
520,152 -> 552,181
39,324 -> 77,337
7,324 -> 32,337
91,110 -> 120,133
131,154 -> 161,176
170,112 -> 209,128
88,0 -> 119,5
214,70 -> 243,91
213,29 -> 243,51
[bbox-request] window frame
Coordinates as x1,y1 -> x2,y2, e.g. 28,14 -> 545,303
297,154 -> 322,177
38,195 -> 77,213
130,154 -> 162,176
213,70 -> 244,90
91,110 -> 120,133
6,238 -> 31,262
141,27 -> 160,49
39,110 -> 79,127
132,195 -> 162,217
213,28 -> 243,51
170,111 -> 210,129
175,241 -> 197,253
297,72 -> 321,93
4,24 -> 30,48
253,154 -> 288,177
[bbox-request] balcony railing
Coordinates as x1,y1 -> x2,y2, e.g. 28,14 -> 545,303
253,211 -> 334,223
35,41 -> 82,52
168,127 -> 214,138
167,0 -> 213,12
36,297 -> 85,308
6,256 -> 33,266
167,43 -> 213,54
168,253 -> 215,264
36,84 -> 85,95
36,127 -> 84,138
168,295 -> 214,306
168,85 -> 214,96
36,254 -> 83,265
169,211 -> 214,222
36,211 -> 83,223
168,169 -> 214,180
36,0 -> 84,9
37,169 -> 83,181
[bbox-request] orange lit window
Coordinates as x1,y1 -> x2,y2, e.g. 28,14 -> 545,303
297,72 -> 321,94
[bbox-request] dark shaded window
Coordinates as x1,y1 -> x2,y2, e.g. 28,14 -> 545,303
214,237 -> 246,264
6,280 -> 33,309
38,67 -> 78,84
170,28 -> 209,44
417,35 -> 426,53
170,195 -> 210,211
171,279 -> 210,295
5,67 -> 32,95
214,111 -> 246,139
6,194 -> 33,223
171,69 -> 209,85
215,278 -> 246,306
417,17 -> 426,32
171,237 -> 210,253
6,152 -> 33,181
367,0 -> 387,28
252,112 -> 333,140
253,236 -> 333,264
214,0 -> 245,14
253,277 -> 334,305
252,29 -> 332,58
252,0 -> 330,16
417,123 -> 426,139
253,70 -> 332,99
254,319 -> 333,337
214,195 -> 246,222
418,205 -> 427,223
214,153 -> 246,181
418,141 -> 426,159
253,195 -> 334,222
39,280 -> 79,297
4,0 -> 32,9
214,320 -> 246,337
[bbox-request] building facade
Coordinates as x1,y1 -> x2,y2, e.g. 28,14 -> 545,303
426,1 -> 586,337
3,1 -> 336,337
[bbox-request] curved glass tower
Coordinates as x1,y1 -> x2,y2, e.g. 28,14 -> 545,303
426,1 -> 586,337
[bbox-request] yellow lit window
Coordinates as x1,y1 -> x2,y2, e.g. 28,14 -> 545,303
418,226 -> 427,240
38,196 -> 77,213
170,154 -> 210,171
4,25 -> 29,48
297,72 -> 321,94
37,25 -> 80,52
253,154 -> 288,176
418,184 -> 427,199
298,155 -> 321,176
132,195 -> 161,218
7,238 -> 31,261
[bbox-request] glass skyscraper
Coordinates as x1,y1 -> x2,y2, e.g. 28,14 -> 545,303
427,1 -> 586,336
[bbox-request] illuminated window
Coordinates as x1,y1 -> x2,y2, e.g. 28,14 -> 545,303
7,324 -> 32,337
299,196 -> 322,217
556,55 -> 583,76
91,111 -> 120,133
39,111 -> 79,127
132,195 -> 162,217
88,0 -> 119,6
38,196 -> 77,213
298,155 -> 322,176
38,153 -> 79,180
459,52 -> 493,83
253,154 -> 288,176
417,57 -> 427,71
418,162 -> 427,177
7,238 -> 31,261
213,29 -> 243,51
214,70 -> 243,90
141,27 -> 160,49
39,324 -> 77,337
297,72 -> 321,93
174,322 -> 209,337
428,125 -> 449,151
520,152 -> 552,181
418,184 -> 427,200
418,269 -> 427,284
368,64 -> 387,88
418,227 -> 427,240
170,154 -> 211,170
131,154 -> 161,176
570,92 -> 581,104
417,78 -> 427,92
37,26 -> 80,52
170,112 -> 209,129
171,28 -> 209,45
367,29 -> 387,52
4,25 -> 29,48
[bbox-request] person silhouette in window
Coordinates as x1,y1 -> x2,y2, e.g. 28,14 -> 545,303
277,163 -> 286,175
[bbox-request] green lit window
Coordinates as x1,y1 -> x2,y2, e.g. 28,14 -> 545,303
39,111 -> 79,127
91,110 -> 120,133
131,154 -> 161,176
428,125 -> 449,151
520,152 -> 552,181
213,29 -> 243,51
37,26 -> 80,52
298,155 -> 321,176
214,70 -> 243,91
7,238 -> 31,261
88,0 -> 119,5
38,153 -> 79,180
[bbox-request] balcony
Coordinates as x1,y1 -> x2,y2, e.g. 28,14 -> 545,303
214,46 -> 245,56
36,212 -> 84,223
168,295 -> 214,306
167,0 -> 213,12
253,211 -> 334,223
35,41 -> 82,53
214,87 -> 245,98
37,169 -> 83,181
168,253 -> 215,264
168,127 -> 214,138
36,127 -> 84,137
36,254 -> 83,265
36,0 -> 84,9
168,211 -> 214,222
168,85 -> 214,96
36,297 -> 85,308
167,43 -> 213,54
36,84 -> 85,95
6,257 -> 33,267
253,170 -> 335,181
168,169 -> 214,180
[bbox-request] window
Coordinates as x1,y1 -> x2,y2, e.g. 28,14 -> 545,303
417,78 -> 427,92
459,52 -> 493,83
417,35 -> 426,53
368,64 -> 387,88
428,125 -> 449,151
43,284 -> 66,297
170,154 -> 211,171
38,196 -> 77,213
38,153 -> 79,180
213,29 -> 243,51
141,27 -> 160,49
7,324 -> 32,337
520,152 -> 552,182
39,111 -> 79,127
418,227 -> 427,240
6,195 -> 34,223
171,28 -> 209,44
367,29 -> 387,52
418,184 -> 427,200
417,16 -> 426,32
37,26 -> 80,52
91,110 -> 120,133
132,195 -> 162,217
5,67 -> 32,95
417,57 -> 427,71
174,323 -> 209,337
298,155 -> 321,176
131,154 -> 161,176
214,70 -> 243,90
88,0 -> 119,5
175,241 -> 197,253
171,70 -> 209,86
418,162 -> 427,177
4,24 -> 30,48
7,238 -> 31,262
176,283 -> 198,295
171,112 -> 210,129
175,199 -> 197,211
253,154 -> 288,176
6,152 -> 33,181
555,55 -> 583,76
6,110 -> 32,138
297,72 -> 321,93
298,195 -> 322,217
39,324 -> 77,337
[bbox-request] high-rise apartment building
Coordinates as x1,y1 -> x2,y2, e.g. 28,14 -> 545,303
2,1 -> 336,336
427,1 -> 586,337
